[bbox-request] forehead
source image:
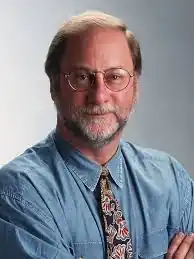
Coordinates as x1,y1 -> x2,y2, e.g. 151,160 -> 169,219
61,27 -> 133,71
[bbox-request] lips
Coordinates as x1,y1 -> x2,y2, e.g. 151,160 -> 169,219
84,113 -> 108,116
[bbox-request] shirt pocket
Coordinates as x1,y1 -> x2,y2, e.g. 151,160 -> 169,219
138,228 -> 168,259
73,241 -> 104,259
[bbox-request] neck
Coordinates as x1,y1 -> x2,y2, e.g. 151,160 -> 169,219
56,119 -> 121,165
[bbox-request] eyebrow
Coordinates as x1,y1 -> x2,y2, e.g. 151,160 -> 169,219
68,64 -> 127,72
69,64 -> 92,71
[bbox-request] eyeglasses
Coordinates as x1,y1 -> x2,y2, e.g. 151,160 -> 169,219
63,68 -> 134,92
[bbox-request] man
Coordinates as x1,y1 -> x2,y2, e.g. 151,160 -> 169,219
0,10 -> 193,258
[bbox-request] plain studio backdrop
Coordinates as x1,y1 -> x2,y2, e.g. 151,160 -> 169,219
0,0 -> 193,175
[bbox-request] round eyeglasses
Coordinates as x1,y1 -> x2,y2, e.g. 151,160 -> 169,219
63,68 -> 134,92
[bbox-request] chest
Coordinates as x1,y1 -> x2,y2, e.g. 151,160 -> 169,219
53,180 -> 177,259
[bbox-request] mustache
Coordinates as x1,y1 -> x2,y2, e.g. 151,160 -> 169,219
72,104 -> 120,115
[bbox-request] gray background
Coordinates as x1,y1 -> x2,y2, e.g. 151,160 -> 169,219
0,0 -> 193,175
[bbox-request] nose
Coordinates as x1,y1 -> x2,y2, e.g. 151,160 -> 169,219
87,72 -> 109,105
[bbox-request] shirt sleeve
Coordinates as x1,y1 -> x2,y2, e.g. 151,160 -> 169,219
0,168 -> 75,259
170,157 -> 194,233
180,174 -> 194,233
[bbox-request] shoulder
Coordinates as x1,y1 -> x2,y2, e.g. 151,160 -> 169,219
0,130 -> 59,198
120,139 -> 172,162
120,140 -> 194,226
119,139 -> 192,184
0,131 -> 62,230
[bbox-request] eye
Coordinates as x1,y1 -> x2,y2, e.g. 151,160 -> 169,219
75,72 -> 89,81
106,72 -> 123,82
70,70 -> 91,89
111,74 -> 121,80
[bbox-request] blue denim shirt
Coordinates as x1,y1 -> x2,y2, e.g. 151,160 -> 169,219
0,130 -> 193,259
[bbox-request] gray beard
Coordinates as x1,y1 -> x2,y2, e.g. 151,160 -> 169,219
62,115 -> 128,148
55,99 -> 129,148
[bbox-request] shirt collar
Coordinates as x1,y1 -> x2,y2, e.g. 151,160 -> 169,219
53,130 -> 123,191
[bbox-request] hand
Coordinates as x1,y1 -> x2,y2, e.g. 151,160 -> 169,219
165,232 -> 194,258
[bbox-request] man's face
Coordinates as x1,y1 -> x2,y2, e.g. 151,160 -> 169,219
55,27 -> 137,148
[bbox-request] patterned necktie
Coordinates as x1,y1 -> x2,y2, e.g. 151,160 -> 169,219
100,167 -> 133,259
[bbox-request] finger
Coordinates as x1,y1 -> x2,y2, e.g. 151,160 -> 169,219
165,232 -> 186,259
170,234 -> 194,259
185,240 -> 194,259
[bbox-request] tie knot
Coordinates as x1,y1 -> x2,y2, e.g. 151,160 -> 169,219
101,167 -> 109,177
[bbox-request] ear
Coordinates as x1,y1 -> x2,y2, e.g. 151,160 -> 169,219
132,74 -> 140,106
50,75 -> 59,101
50,84 -> 56,101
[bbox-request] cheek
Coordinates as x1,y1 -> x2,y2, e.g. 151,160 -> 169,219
59,87 -> 87,107
114,87 -> 136,111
